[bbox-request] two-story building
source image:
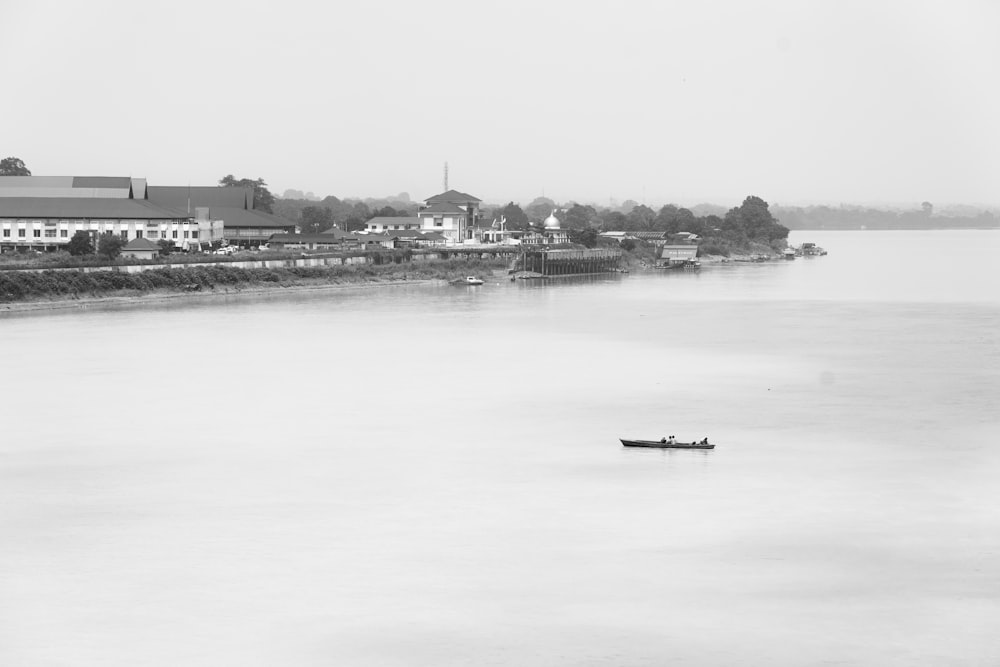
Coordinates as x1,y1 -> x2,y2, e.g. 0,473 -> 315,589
0,175 -> 231,252
417,190 -> 481,244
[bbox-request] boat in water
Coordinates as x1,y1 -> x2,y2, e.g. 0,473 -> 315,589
620,438 -> 715,449
451,276 -> 484,285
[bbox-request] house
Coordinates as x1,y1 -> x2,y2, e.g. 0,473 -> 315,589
365,216 -> 422,233
631,231 -> 669,247
657,244 -> 700,267
352,233 -> 395,250
120,237 -> 161,260
268,231 -> 362,251
386,230 -> 447,248
415,231 -> 446,247
146,186 -> 295,248
417,190 -> 481,243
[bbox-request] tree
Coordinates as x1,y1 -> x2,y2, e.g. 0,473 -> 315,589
219,175 -> 275,213
563,203 -> 598,230
525,196 -> 556,223
599,210 -> 627,231
372,205 -> 399,218
0,157 -> 31,176
98,233 -> 125,260
722,195 -> 789,243
157,239 -> 176,256
626,204 -> 656,230
65,231 -> 94,256
301,206 -> 334,234
569,228 -> 599,248
499,202 -> 529,230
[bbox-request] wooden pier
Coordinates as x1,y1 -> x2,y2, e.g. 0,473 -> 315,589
512,248 -> 622,277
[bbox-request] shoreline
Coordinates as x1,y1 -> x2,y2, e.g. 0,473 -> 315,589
0,253 -> 791,315
0,278 -> 446,315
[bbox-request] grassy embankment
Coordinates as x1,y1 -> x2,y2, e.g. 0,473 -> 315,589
0,255 -> 508,304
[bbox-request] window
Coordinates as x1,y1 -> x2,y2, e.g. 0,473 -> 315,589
120,231 -> 128,240
172,231 -> 178,239
2,229 -> 8,237
184,231 -> 189,238
136,230 -> 143,238
192,231 -> 199,239
148,230 -> 158,238
45,229 -> 57,238
18,230 -> 25,237
60,230 -> 68,237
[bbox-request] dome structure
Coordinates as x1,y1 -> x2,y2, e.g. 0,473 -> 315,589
543,210 -> 561,230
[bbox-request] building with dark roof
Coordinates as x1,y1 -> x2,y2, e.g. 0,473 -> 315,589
418,190 -> 482,243
364,216 -> 421,233
146,186 -> 294,247
0,175 -> 146,199
268,231 -> 394,251
121,237 -> 162,260
0,194 -> 221,253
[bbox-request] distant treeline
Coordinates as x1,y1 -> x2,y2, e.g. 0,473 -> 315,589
771,204 -> 999,230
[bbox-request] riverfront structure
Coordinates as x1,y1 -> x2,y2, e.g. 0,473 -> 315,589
0,176 -> 295,252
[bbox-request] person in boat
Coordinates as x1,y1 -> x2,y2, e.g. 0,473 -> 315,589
701,437 -> 709,445
668,435 -> 676,445
661,437 -> 667,443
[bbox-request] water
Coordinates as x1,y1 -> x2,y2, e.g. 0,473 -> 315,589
1,230 -> 998,666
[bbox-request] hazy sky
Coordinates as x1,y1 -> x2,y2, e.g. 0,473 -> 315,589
2,0 -> 998,208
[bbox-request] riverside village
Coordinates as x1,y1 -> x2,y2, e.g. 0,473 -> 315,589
0,168 -> 810,304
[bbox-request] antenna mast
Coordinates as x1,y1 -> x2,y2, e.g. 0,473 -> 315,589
443,162 -> 449,191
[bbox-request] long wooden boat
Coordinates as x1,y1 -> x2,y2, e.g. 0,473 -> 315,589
620,438 -> 715,449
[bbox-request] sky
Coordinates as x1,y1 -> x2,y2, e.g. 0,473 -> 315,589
1,0 -> 998,208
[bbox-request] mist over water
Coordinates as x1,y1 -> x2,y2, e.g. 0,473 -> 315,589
1,230 -> 998,666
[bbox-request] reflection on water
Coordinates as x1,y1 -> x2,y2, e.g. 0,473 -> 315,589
1,231 -> 998,666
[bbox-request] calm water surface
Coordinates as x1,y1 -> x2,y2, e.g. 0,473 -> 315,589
2,230 -> 998,666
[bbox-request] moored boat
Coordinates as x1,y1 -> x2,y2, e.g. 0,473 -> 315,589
620,438 -> 715,449
451,276 -> 484,285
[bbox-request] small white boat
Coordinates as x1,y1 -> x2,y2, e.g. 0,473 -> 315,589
452,276 -> 484,285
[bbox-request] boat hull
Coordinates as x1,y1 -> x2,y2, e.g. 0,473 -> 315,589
620,438 -> 715,449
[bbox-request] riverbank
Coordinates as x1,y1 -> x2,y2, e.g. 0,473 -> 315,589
0,277 -> 450,314
0,257 -> 508,314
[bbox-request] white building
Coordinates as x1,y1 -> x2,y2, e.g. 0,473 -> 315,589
0,176 -> 224,252
417,190 -> 481,244
0,198 -> 223,252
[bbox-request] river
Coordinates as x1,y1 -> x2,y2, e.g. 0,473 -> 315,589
1,230 -> 998,666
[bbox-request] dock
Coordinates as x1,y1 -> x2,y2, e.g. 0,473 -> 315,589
510,248 -> 622,277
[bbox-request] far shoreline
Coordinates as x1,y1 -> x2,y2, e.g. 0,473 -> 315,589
0,277 -> 447,316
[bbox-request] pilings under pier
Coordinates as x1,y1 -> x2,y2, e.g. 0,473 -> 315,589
513,248 -> 622,277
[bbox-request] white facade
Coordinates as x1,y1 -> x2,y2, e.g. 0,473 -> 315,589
0,217 -> 224,251
417,212 -> 466,243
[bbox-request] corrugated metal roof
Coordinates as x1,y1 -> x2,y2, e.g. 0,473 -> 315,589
72,176 -> 132,189
419,202 -> 467,215
269,233 -> 359,243
147,186 -> 251,211
0,198 -> 191,219
0,175 -> 131,198
123,238 -> 161,250
211,207 -> 295,229
424,189 -> 481,204
0,176 -> 74,189
363,216 -> 421,227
